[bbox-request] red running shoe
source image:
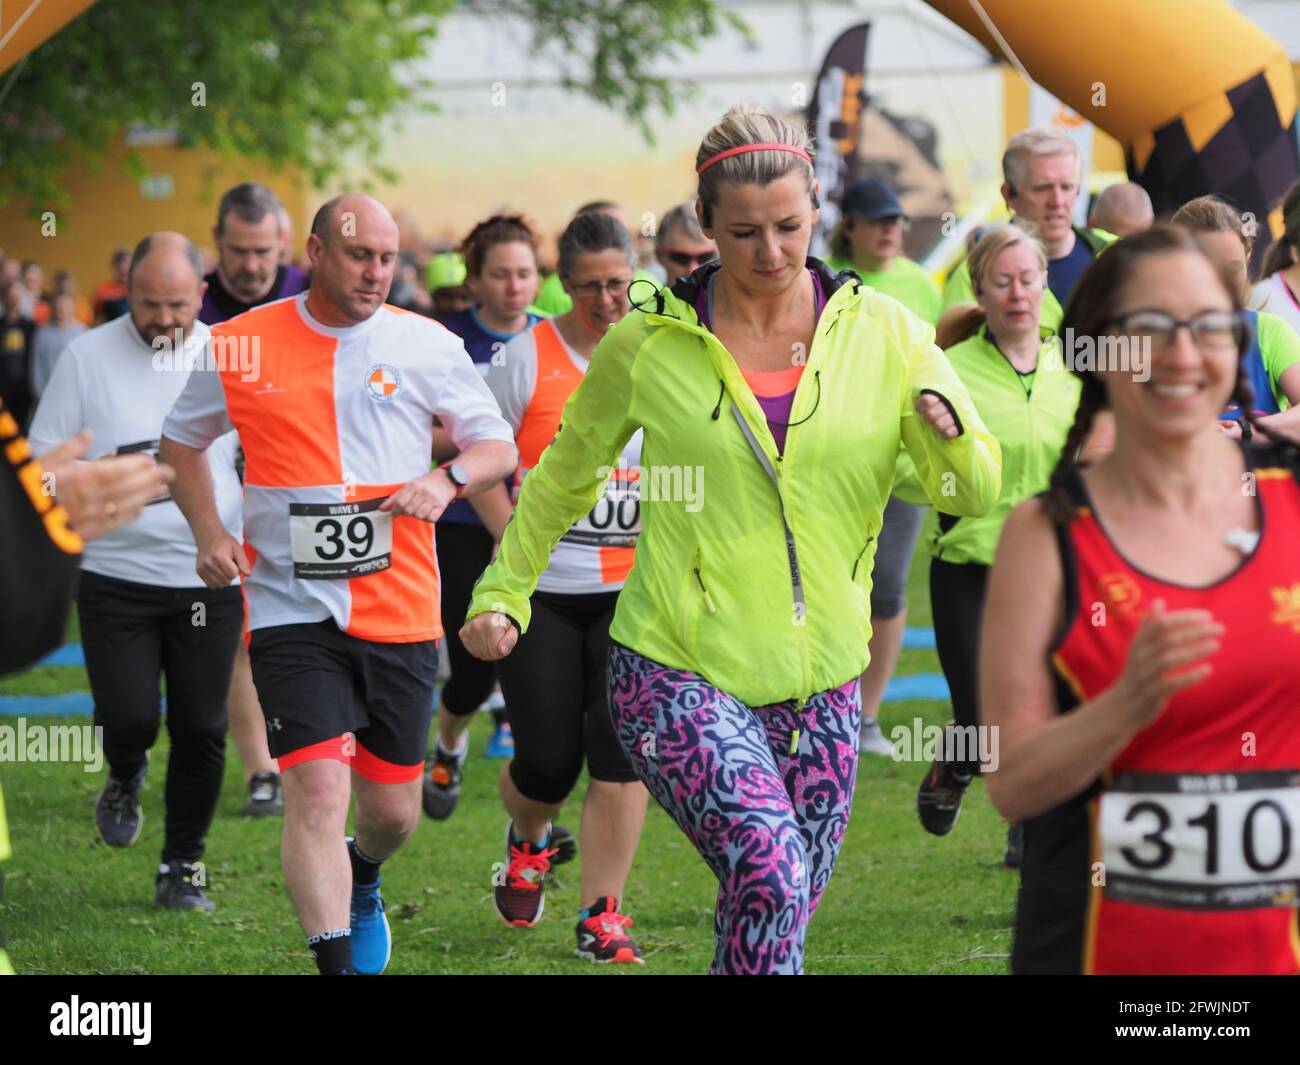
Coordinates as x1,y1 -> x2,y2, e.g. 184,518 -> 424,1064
575,896 -> 643,964
493,821 -> 558,927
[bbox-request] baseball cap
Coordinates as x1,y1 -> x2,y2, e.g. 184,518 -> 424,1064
841,179 -> 907,222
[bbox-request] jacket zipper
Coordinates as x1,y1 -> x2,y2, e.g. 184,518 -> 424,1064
693,550 -> 717,615
648,284 -> 861,716
851,535 -> 875,581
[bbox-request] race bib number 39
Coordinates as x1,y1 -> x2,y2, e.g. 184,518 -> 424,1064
1100,770 -> 1300,911
289,497 -> 393,580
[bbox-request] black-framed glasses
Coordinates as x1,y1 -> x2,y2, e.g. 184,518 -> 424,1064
1101,309 -> 1248,351
569,277 -> 633,300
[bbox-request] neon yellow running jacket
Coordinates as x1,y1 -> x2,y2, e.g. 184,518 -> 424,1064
468,260 -> 1002,706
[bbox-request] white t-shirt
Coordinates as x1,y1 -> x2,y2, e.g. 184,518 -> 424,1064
28,315 -> 244,588
1250,273 -> 1300,338
487,324 -> 642,596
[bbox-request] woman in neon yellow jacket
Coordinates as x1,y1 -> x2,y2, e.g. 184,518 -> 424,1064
908,227 -> 1080,866
462,104 -> 1002,975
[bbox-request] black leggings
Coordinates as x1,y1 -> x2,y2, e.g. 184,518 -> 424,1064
77,570 -> 243,860
436,522 -> 498,717
929,558 -> 990,777
497,589 -> 637,804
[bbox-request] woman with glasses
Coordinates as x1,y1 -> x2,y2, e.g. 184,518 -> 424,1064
908,227 -> 1079,871
461,103 -> 1001,974
533,202 -> 660,317
1171,196 -> 1300,441
982,224 -> 1300,974
654,200 -> 717,286
464,210 -> 650,963
827,178 -> 945,758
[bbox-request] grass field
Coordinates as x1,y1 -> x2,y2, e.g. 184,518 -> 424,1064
0,543 -> 1018,975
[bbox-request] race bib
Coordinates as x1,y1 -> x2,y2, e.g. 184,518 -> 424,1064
1099,770 -> 1300,910
561,474 -> 640,548
289,497 -> 392,580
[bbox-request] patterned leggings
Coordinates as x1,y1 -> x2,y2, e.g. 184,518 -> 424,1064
608,642 -> 861,974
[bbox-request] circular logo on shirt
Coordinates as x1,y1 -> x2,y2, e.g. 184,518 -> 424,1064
364,363 -> 403,403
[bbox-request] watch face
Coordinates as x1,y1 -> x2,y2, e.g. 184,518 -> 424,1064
447,463 -> 469,487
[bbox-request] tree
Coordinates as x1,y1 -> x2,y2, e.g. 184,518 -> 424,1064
0,0 -> 749,212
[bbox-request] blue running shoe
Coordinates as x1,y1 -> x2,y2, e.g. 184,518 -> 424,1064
350,877 -> 392,975
486,721 -> 514,759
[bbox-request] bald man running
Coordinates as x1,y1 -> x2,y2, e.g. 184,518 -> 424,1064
29,232 -> 246,913
162,195 -> 517,975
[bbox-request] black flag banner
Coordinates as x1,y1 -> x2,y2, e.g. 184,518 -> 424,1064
806,22 -> 870,256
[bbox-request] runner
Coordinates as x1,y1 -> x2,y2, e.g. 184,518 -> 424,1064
423,215 -> 544,816
161,194 -> 517,975
461,104 -> 1002,975
907,226 -> 1079,869
466,210 -> 648,961
654,201 -> 716,286
1251,178 -> 1300,337
1088,182 -> 1154,239
1170,196 -> 1300,439
982,224 -> 1300,974
943,128 -> 1115,329
826,178 -> 943,755
199,181 -> 311,818
28,233 -> 245,912
532,201 -> 658,316
427,252 -> 472,321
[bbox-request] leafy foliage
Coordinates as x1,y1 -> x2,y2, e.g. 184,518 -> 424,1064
0,0 -> 748,212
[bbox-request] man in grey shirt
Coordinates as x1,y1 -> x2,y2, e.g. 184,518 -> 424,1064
31,292 -> 86,397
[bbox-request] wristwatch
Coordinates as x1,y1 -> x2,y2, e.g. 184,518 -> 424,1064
439,462 -> 469,498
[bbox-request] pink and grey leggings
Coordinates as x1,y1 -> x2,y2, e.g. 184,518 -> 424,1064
608,642 -> 861,974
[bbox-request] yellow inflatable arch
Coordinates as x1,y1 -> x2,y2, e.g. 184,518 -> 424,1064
924,0 -> 1299,259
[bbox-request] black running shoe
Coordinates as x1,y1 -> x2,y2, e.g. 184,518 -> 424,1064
1004,822 -> 1024,869
549,824 -> 577,867
242,771 -> 283,817
421,738 -> 466,821
155,860 -> 216,913
575,896 -> 644,964
916,759 -> 972,837
94,768 -> 146,848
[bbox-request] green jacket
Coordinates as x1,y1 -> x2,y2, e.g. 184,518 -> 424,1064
913,324 -> 1080,566
941,225 -> 1117,331
824,256 -> 942,325
468,260 -> 1002,706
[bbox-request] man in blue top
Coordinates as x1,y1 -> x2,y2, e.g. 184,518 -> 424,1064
943,128 -> 1115,327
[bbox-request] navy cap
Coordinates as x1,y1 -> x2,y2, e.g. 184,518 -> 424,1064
841,179 -> 907,222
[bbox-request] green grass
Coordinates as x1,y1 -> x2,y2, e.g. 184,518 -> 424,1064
0,547 -> 1016,975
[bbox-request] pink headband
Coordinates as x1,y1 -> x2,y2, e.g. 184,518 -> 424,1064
697,142 -> 813,175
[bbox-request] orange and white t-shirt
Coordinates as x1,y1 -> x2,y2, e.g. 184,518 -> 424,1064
487,318 -> 641,595
163,294 -> 515,643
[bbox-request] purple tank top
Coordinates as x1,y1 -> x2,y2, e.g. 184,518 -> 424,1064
695,269 -> 825,454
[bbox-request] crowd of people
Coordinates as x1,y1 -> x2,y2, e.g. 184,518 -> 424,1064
4,105 -> 1300,976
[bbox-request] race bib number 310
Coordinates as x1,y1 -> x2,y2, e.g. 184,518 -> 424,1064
289,497 -> 393,580
1099,770 -> 1300,911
